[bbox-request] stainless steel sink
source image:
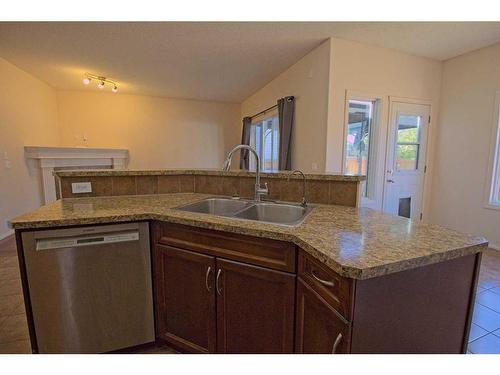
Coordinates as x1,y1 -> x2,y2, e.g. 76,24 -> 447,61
175,197 -> 314,226
234,202 -> 313,226
175,197 -> 253,217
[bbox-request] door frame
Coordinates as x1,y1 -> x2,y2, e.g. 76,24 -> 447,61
382,96 -> 433,221
341,89 -> 387,210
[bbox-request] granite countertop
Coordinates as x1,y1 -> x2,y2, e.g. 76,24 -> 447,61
9,193 -> 487,280
53,168 -> 365,182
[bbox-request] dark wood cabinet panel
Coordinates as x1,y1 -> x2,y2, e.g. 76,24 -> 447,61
215,258 -> 296,353
295,278 -> 350,354
157,223 -> 296,272
350,254 -> 479,354
154,244 -> 216,353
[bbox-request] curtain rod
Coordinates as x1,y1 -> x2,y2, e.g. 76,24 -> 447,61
248,96 -> 295,119
249,104 -> 277,119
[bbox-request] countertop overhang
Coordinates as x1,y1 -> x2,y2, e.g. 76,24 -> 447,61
9,193 -> 487,280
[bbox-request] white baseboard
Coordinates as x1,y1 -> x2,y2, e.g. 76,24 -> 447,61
0,229 -> 14,241
488,243 -> 500,251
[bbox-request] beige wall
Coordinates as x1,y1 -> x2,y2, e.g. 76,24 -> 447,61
326,38 -> 443,214
57,91 -> 241,169
0,58 -> 60,238
430,43 -> 500,249
1,61 -> 241,237
241,40 -> 331,172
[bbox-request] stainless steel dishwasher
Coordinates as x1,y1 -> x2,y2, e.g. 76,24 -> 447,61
21,222 -> 155,353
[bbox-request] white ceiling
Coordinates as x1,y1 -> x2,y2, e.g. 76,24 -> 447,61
1,22 -> 500,102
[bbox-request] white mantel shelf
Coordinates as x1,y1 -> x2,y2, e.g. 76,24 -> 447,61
25,146 -> 129,203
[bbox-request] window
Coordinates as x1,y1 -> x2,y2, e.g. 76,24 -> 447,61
249,112 -> 279,172
487,97 -> 500,207
395,114 -> 422,171
344,98 -> 379,197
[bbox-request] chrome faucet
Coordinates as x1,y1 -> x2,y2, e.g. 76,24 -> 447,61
222,145 -> 268,202
287,169 -> 307,207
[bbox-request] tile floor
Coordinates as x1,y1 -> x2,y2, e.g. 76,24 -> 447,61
468,248 -> 500,353
1,233 -> 500,354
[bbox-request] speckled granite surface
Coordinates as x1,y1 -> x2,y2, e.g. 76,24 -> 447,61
53,168 -> 365,181
9,193 -> 487,280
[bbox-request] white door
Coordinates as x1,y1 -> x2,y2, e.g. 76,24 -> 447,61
383,102 -> 430,220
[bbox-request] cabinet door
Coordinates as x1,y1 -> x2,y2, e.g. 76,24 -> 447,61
154,244 -> 216,353
295,278 -> 350,353
216,258 -> 295,353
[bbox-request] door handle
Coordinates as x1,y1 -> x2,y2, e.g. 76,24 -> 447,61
205,266 -> 212,292
216,269 -> 222,295
386,179 -> 395,183
332,333 -> 343,354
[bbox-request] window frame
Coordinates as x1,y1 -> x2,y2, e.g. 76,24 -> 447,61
249,109 -> 280,172
342,93 -> 382,203
484,90 -> 500,210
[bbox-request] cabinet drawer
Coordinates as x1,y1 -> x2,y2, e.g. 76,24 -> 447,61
156,222 -> 296,273
295,279 -> 350,353
298,250 -> 353,320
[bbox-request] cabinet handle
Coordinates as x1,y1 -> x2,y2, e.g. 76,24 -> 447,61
205,266 -> 212,292
311,270 -> 335,287
332,333 -> 343,354
216,269 -> 222,295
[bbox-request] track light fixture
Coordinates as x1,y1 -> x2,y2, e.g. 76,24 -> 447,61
83,73 -> 119,93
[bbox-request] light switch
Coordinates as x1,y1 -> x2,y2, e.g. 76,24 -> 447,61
71,182 -> 92,194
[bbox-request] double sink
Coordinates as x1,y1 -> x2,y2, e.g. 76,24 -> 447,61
175,197 -> 314,226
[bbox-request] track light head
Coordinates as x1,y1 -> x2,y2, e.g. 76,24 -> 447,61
83,73 -> 118,93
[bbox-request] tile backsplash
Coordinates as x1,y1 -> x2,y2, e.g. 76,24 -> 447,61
58,173 -> 361,207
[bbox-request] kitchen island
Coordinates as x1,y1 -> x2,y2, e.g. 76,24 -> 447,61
10,192 -> 488,354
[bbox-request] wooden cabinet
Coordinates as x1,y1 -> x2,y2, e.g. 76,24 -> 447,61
295,278 -> 350,354
154,244 -> 216,353
153,224 -> 297,353
298,250 -> 353,320
216,259 -> 295,353
153,223 -> 479,354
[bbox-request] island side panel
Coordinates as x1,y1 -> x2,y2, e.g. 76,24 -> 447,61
14,230 -> 38,353
350,253 -> 480,354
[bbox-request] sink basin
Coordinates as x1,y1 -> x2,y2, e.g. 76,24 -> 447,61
234,202 -> 313,226
175,197 -> 314,226
175,197 -> 252,216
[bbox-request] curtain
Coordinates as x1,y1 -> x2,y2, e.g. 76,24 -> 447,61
239,116 -> 252,170
277,96 -> 295,170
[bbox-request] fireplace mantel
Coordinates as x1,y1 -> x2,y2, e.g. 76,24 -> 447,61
25,146 -> 129,203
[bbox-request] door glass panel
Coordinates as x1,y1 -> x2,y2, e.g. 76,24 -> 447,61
396,145 -> 419,170
395,114 -> 421,171
397,115 -> 420,143
345,99 -> 379,197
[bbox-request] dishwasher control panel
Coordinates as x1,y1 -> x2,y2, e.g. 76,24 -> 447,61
36,231 -> 139,251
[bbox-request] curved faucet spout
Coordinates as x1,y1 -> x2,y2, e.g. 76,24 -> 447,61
222,144 -> 268,201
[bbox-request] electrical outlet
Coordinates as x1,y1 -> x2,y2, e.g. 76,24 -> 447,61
311,162 -> 318,171
71,182 -> 92,194
4,160 -> 12,169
